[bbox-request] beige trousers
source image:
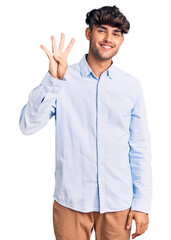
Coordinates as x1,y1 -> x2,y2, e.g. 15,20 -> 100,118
53,199 -> 132,240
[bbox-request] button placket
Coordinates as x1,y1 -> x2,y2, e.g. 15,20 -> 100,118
96,77 -> 106,211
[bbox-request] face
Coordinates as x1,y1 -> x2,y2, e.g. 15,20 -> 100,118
85,24 -> 124,60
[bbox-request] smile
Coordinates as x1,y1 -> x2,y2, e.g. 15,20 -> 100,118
100,44 -> 113,50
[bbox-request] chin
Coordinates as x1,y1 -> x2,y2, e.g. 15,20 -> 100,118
92,48 -> 115,61
97,53 -> 113,61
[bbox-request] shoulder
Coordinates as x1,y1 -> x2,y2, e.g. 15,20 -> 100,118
66,61 -> 80,73
64,61 -> 80,80
111,65 -> 144,103
112,64 -> 143,92
113,65 -> 141,85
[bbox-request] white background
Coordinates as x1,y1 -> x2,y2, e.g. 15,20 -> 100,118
0,0 -> 171,239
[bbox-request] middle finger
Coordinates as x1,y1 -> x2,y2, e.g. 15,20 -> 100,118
58,33 -> 65,52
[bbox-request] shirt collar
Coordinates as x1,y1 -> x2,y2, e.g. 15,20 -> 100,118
79,53 -> 114,80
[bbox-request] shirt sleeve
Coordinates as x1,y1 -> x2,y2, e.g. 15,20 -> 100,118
19,71 -> 67,135
129,81 -> 152,214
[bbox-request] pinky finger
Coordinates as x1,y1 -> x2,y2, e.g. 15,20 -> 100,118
40,45 -> 52,60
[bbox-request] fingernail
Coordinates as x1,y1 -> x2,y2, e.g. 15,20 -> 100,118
126,226 -> 130,229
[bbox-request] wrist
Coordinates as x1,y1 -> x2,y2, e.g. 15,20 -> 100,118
48,70 -> 58,79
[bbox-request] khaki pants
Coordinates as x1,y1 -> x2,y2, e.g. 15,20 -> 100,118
53,200 -> 132,240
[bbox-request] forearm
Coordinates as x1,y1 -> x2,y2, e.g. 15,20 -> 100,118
19,71 -> 67,135
129,135 -> 152,214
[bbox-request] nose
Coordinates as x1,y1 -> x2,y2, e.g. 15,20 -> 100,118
103,32 -> 113,43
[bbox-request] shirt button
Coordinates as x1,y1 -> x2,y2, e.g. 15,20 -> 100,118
99,102 -> 102,107
99,181 -> 102,185
49,82 -> 52,86
99,143 -> 102,146
99,162 -> 102,166
98,122 -> 101,126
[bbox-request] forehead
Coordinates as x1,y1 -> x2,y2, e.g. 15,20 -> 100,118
95,24 -> 121,32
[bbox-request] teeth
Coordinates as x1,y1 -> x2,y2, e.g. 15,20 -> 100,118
101,45 -> 112,49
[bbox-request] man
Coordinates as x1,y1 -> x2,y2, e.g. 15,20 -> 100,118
19,5 -> 152,240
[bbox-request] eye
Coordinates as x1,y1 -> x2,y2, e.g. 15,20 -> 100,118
113,33 -> 119,36
98,30 -> 104,33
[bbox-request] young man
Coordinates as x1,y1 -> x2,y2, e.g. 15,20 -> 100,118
19,5 -> 152,240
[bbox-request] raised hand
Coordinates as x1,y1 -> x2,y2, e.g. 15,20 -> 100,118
40,33 -> 75,80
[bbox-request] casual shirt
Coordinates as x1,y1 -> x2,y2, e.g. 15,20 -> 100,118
19,53 -> 152,214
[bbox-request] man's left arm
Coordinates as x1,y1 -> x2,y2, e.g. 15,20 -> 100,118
126,80 -> 152,239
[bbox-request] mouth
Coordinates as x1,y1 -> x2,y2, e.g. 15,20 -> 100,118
100,43 -> 113,50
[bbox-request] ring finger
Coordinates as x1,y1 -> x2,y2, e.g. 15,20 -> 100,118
51,35 -> 58,54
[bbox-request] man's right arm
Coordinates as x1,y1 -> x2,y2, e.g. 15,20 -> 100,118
19,33 -> 75,135
19,71 -> 67,135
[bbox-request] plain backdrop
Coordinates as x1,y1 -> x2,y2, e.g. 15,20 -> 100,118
0,0 -> 171,239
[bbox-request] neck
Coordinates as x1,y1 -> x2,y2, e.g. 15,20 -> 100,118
86,51 -> 112,79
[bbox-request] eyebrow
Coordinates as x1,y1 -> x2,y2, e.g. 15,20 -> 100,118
97,25 -> 121,33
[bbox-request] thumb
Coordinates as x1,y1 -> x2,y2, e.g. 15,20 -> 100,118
126,212 -> 134,229
53,55 -> 67,67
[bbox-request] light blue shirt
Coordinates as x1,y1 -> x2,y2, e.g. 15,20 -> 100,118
19,53 -> 152,214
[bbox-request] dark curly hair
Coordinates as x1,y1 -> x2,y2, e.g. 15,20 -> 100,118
85,5 -> 130,35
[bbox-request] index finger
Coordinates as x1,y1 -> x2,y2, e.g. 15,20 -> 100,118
133,222 -> 141,239
63,38 -> 75,57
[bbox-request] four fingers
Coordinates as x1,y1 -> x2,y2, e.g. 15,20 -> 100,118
126,213 -> 149,239
40,33 -> 75,59
132,223 -> 142,239
132,221 -> 148,239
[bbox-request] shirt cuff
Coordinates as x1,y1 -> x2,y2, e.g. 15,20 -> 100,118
131,197 -> 151,214
41,71 -> 67,94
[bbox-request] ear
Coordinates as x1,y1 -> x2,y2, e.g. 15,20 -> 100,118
120,35 -> 124,45
85,27 -> 91,40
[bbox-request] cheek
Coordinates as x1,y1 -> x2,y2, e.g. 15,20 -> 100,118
91,38 -> 99,48
116,39 -> 123,47
112,41 -> 121,50
95,34 -> 104,43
